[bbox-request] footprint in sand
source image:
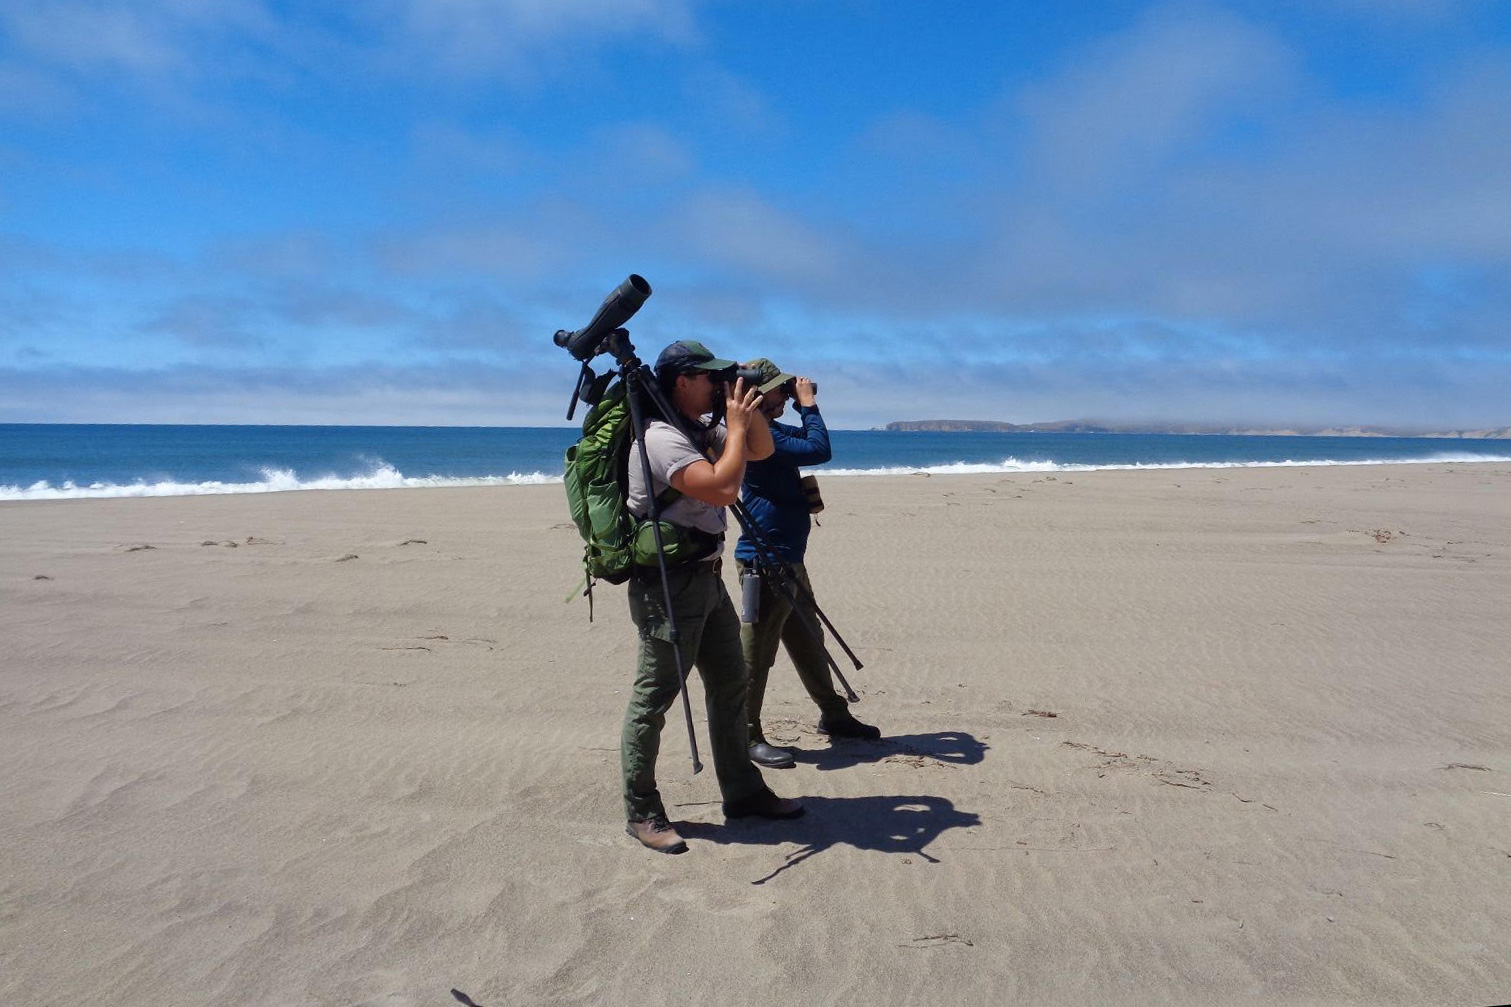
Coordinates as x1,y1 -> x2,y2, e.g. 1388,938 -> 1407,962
900,934 -> 975,950
1062,740 -> 1211,790
380,633 -> 451,652
883,754 -> 952,770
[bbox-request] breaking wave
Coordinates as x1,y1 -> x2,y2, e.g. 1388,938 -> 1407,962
824,452 -> 1511,477
0,462 -> 563,501
4,453 -> 1507,501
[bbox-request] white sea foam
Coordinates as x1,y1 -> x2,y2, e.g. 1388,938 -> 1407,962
0,462 -> 563,501
4,453 -> 1506,501
823,452 -> 1511,477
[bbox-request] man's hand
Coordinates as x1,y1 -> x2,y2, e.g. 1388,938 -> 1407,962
671,376 -> 768,505
723,376 -> 762,438
793,376 -> 817,408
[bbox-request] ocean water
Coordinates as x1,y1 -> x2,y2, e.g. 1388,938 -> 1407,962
1,423 -> 1507,501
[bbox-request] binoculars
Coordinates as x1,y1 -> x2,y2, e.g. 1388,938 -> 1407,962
717,365 -> 765,387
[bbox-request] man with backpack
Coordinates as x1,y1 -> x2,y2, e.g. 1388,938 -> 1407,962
736,359 -> 882,769
620,340 -> 806,854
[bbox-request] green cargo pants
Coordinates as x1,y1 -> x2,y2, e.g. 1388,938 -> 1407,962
736,560 -> 849,743
623,560 -> 768,822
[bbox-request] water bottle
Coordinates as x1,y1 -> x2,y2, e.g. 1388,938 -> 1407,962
740,569 -> 761,623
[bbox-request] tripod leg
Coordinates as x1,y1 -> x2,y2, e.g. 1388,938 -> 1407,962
761,565 -> 860,703
626,370 -> 703,775
732,500 -> 865,672
827,652 -> 860,703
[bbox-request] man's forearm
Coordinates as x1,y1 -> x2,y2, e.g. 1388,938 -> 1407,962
707,436 -> 749,502
746,416 -> 776,460
768,407 -> 832,464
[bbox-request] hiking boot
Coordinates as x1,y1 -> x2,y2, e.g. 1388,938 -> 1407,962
817,713 -> 882,740
626,817 -> 688,854
723,788 -> 805,820
748,740 -> 796,768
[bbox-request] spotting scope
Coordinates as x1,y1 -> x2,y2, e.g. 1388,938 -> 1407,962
553,274 -> 652,361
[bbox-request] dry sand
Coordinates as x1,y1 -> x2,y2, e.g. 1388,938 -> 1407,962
2,463 -> 1509,1006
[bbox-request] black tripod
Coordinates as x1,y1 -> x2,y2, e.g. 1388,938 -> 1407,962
725,497 -> 864,703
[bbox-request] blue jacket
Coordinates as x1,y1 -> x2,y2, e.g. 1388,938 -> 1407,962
736,404 -> 831,564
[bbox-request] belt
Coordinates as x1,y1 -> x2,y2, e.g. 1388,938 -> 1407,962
632,556 -> 722,581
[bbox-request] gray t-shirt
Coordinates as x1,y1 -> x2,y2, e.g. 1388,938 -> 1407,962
626,419 -> 729,544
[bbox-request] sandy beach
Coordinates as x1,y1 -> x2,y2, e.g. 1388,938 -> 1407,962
2,462 -> 1508,1006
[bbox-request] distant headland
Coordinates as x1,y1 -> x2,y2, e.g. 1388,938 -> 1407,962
882,420 -> 1511,439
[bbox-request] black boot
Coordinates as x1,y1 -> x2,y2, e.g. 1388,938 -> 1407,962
748,740 -> 796,768
817,713 -> 882,740
723,788 -> 804,820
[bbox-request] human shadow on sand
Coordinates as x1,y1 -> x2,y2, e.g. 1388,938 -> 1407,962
785,730 -> 989,772
679,794 -> 982,885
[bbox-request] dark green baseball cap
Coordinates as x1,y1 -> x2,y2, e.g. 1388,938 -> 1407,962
743,357 -> 796,394
654,339 -> 736,375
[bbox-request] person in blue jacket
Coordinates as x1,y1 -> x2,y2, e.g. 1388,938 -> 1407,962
735,358 -> 882,768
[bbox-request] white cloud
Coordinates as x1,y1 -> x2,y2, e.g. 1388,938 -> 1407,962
372,218 -> 578,282
381,0 -> 698,54
411,121 -> 535,176
207,231 -> 346,281
909,10 -> 1511,352
594,123 -> 697,184
2,3 -> 183,74
0,0 -> 706,96
0,59 -> 74,117
1015,4 -> 1300,192
3,2 -> 1507,428
0,361 -> 573,425
1312,0 -> 1477,22
363,0 -> 701,78
681,64 -> 786,137
139,293 -> 271,350
671,189 -> 845,286
0,0 -> 278,76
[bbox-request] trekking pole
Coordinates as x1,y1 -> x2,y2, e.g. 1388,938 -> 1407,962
624,360 -> 703,775
714,491 -> 862,701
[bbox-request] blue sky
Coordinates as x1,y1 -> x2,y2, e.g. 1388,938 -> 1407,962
2,0 -> 1508,429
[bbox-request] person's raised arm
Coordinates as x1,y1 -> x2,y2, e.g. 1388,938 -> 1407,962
768,376 -> 830,464
670,378 -> 762,506
745,399 -> 775,461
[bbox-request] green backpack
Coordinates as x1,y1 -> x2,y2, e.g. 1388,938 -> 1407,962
563,378 -> 712,590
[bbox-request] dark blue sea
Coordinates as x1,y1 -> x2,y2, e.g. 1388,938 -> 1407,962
2,424 -> 1507,501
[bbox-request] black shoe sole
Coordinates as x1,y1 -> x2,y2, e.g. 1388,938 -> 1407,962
817,724 -> 882,740
722,803 -> 805,820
